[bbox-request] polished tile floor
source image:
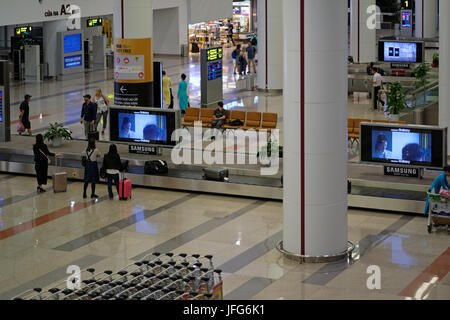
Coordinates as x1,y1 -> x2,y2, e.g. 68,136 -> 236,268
0,50 -> 449,300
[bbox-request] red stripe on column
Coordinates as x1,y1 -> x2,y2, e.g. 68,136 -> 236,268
422,0 -> 425,38
300,0 -> 305,256
0,202 -> 94,240
265,0 -> 268,89
121,0 -> 125,39
399,247 -> 450,299
357,0 -> 360,63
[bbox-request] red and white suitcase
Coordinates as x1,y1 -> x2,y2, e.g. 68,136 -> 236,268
119,173 -> 132,200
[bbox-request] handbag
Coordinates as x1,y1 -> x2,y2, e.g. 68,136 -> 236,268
100,166 -> 107,179
39,149 -> 51,165
17,121 -> 25,134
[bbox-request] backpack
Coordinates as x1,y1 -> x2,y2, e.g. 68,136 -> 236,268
82,150 -> 94,167
229,119 -> 243,126
232,50 -> 237,59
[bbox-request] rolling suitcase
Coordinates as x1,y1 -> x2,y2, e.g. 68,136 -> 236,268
203,167 -> 229,181
119,173 -> 132,200
53,157 -> 67,193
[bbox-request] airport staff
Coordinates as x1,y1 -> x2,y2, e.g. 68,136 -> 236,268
424,166 -> 450,215
369,68 -> 384,110
162,71 -> 172,108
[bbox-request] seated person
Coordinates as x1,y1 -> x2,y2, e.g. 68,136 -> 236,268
212,102 -> 227,129
119,117 -> 136,139
402,143 -> 424,162
424,165 -> 450,215
373,134 -> 392,159
143,124 -> 161,141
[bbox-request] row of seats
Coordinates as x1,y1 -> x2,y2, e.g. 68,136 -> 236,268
181,107 -> 278,131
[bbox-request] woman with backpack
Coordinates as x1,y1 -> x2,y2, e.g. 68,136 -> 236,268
103,144 -> 122,200
82,139 -> 101,199
238,50 -> 248,76
232,44 -> 241,74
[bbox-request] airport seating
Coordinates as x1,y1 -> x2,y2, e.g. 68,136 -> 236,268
347,118 -> 407,148
348,119 -> 354,134
181,107 -> 200,127
256,113 -> 278,132
242,112 -> 262,130
196,108 -> 215,127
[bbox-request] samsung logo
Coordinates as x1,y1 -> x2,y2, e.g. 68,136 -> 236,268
386,167 -> 417,174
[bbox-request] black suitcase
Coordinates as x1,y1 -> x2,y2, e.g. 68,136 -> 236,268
89,130 -> 100,141
203,167 -> 229,181
144,160 -> 168,175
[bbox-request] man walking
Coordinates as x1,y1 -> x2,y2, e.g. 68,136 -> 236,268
370,67 -> 384,110
80,94 -> 97,139
19,94 -> 32,136
246,41 -> 257,74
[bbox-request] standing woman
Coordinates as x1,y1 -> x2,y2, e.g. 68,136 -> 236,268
103,144 -> 122,200
33,134 -> 61,193
93,88 -> 110,135
177,74 -> 189,114
162,71 -> 172,109
82,139 -> 101,199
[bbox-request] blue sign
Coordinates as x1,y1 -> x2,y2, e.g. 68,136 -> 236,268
0,89 -> 3,123
64,54 -> 82,69
208,61 -> 222,81
64,33 -> 82,53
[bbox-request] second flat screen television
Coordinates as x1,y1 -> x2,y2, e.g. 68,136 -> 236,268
378,41 -> 423,63
110,109 -> 177,146
64,33 -> 82,53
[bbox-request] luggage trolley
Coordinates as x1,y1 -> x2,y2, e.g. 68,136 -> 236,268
427,193 -> 450,233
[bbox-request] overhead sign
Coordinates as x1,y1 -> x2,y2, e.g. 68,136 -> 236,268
87,18 -> 103,28
384,166 -> 419,178
206,47 -> 223,61
44,4 -> 73,17
15,26 -> 32,36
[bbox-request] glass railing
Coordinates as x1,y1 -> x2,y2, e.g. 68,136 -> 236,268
404,80 -> 439,110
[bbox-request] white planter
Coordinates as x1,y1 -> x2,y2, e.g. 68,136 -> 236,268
51,136 -> 63,147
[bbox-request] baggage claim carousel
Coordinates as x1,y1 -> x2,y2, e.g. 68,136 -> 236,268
0,137 -> 440,214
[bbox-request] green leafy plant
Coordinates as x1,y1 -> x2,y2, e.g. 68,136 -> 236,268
415,62 -> 431,108
387,81 -> 405,115
257,138 -> 283,158
43,122 -> 72,142
348,56 -> 354,64
432,53 -> 439,67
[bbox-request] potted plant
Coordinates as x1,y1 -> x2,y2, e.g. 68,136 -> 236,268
43,122 -> 72,147
348,56 -> 354,64
414,62 -> 431,108
257,138 -> 283,165
432,53 -> 439,68
386,81 -> 405,121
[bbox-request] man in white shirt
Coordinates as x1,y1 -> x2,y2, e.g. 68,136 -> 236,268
370,67 -> 384,110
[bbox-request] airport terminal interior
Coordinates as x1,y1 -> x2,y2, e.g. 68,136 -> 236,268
0,0 -> 449,301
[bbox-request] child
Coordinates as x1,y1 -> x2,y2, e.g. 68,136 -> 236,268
238,51 -> 247,76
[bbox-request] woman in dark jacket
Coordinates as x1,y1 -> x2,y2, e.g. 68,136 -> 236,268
82,139 -> 101,199
33,134 -> 60,193
103,144 -> 122,199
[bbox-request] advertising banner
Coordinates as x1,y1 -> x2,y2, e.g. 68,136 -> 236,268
114,38 -> 154,107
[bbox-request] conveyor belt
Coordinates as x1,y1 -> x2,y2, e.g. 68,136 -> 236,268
351,185 -> 426,201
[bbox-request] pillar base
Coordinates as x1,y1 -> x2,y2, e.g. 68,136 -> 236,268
276,241 -> 355,263
256,87 -> 283,94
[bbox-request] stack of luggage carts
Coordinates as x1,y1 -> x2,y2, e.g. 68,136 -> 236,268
12,253 -> 223,300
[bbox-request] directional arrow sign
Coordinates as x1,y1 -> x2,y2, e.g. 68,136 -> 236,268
120,86 -> 127,94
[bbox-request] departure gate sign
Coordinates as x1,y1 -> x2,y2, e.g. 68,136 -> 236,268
206,47 -> 223,61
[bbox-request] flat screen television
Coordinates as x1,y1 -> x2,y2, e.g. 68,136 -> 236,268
360,123 -> 447,168
64,33 -> 82,53
378,41 -> 424,63
110,108 -> 178,146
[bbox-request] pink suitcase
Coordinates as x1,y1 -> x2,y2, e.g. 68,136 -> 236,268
119,175 -> 132,200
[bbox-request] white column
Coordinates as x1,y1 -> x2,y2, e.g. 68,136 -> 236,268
114,0 -> 153,39
415,0 -> 438,38
43,20 -> 67,77
350,0 -> 376,63
283,0 -> 348,256
439,0 -> 450,153
257,0 -> 283,91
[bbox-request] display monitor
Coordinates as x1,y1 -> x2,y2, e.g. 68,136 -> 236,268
64,54 -> 82,69
208,61 -> 222,81
401,12 -> 412,27
87,18 -> 103,27
378,41 -> 424,63
64,33 -> 82,53
360,123 -> 447,168
110,108 -> 178,146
